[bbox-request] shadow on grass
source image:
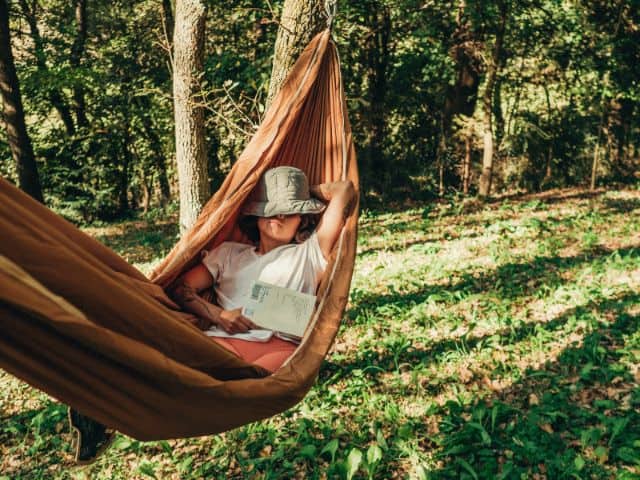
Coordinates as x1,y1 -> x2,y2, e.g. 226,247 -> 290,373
601,196 -> 640,215
425,293 -> 640,479
324,293 -> 617,390
452,188 -> 608,218
357,234 -> 443,258
357,227 -> 491,257
492,187 -> 605,206
348,245 -> 639,323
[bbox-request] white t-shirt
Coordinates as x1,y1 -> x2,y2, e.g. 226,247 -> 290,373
201,231 -> 328,341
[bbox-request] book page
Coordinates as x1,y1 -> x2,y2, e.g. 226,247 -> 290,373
242,280 -> 316,338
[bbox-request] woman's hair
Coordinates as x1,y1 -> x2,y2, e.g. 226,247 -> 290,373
239,214 -> 319,244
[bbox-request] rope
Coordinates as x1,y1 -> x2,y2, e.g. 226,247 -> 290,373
324,0 -> 337,31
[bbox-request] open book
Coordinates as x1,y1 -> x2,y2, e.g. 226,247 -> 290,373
242,280 -> 316,339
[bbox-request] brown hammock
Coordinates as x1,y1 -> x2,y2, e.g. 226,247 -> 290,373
0,29 -> 359,440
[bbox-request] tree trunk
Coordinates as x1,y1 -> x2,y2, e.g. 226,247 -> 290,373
478,3 -> 507,198
265,0 -> 326,109
591,72 -> 609,191
0,0 -> 44,203
119,111 -> 132,215
493,77 -> 504,149
542,84 -> 553,186
160,0 -> 175,205
142,177 -> 152,213
591,115 -> 604,191
71,0 -> 88,128
363,3 -> 391,191
439,0 -> 480,196
436,130 -> 446,196
173,0 -> 209,233
478,120 -> 494,197
18,0 -> 76,135
617,99 -> 633,169
462,133 -> 472,194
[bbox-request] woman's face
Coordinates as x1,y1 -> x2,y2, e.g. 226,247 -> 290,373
257,214 -> 302,244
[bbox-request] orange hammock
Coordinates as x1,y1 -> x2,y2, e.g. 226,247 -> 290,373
0,30 -> 359,440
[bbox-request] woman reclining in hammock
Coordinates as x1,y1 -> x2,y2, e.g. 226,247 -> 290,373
170,166 -> 356,372
69,167 -> 354,464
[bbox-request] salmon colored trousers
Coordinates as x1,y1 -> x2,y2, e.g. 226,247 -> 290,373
211,337 -> 297,373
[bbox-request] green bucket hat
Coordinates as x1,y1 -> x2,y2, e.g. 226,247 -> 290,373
241,166 -> 326,217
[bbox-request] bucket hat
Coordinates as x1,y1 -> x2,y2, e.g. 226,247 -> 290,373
241,166 -> 326,217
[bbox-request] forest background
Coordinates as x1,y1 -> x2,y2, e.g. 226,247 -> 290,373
2,1 -> 640,478
1,0 -> 639,223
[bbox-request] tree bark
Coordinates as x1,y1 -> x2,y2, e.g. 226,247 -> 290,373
265,0 -> 326,109
119,110 -> 132,215
437,133 -> 446,196
462,133 -> 472,194
173,0 -> 209,233
71,0 -> 88,128
591,111 -> 605,191
0,0 -> 44,203
542,83 -> 553,186
493,76 -> 504,149
478,2 -> 507,198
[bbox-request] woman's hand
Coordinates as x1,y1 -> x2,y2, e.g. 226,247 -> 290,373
216,308 -> 257,334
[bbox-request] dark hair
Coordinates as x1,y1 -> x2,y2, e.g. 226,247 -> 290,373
238,214 -> 319,245
238,216 -> 260,243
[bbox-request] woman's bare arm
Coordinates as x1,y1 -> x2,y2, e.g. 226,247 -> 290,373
310,180 -> 356,260
170,265 -> 255,333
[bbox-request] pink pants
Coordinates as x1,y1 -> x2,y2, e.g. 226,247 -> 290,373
212,336 -> 297,373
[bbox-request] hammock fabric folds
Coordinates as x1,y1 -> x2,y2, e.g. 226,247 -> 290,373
0,30 -> 359,440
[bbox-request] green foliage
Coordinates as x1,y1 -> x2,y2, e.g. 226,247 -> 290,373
3,0 -> 640,215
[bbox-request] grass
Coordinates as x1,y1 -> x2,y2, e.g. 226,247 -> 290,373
1,187 -> 639,479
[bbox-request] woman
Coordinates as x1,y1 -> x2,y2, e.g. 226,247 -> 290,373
170,166 -> 355,372
69,167 -> 354,465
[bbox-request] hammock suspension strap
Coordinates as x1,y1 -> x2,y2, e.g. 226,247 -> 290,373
324,0 -> 338,31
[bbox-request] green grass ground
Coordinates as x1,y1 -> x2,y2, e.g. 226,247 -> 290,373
1,187 -> 639,479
